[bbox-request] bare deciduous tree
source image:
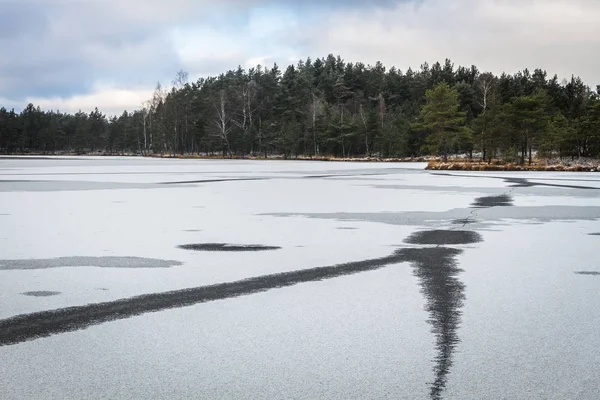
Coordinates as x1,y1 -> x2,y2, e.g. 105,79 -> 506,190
476,73 -> 494,113
476,73 -> 495,162
233,79 -> 261,154
358,103 -> 369,156
309,91 -> 324,156
172,70 -> 189,90
151,82 -> 166,152
213,89 -> 234,157
140,100 -> 151,154
378,92 -> 386,130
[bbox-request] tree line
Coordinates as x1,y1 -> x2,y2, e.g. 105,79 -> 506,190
1,55 -> 599,163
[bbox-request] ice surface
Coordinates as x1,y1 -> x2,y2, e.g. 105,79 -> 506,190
1,156 -> 599,399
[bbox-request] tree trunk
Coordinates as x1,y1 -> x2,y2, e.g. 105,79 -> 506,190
258,116 -> 263,155
441,135 -> 448,162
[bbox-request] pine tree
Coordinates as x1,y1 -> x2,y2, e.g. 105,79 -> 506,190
413,83 -> 469,161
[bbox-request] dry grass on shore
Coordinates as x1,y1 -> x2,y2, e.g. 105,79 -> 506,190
146,153 -> 433,163
426,160 -> 600,172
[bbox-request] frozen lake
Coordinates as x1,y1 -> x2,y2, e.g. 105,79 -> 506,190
1,156 -> 599,400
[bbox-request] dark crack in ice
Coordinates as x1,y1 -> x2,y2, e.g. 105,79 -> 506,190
430,172 -> 600,190
21,291 -> 61,297
409,247 -> 465,400
472,194 -> 513,208
0,236 -> 470,400
160,177 -> 271,185
452,218 -> 477,225
404,230 -> 482,246
0,245 -> 460,346
177,243 -> 281,252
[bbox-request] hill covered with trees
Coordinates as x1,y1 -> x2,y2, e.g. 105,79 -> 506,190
1,55 -> 599,164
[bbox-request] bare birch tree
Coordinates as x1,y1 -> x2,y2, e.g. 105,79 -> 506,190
378,92 -> 386,130
476,73 -> 495,161
151,81 -> 166,152
233,79 -> 261,153
358,103 -> 369,156
140,100 -> 151,154
213,89 -> 234,157
172,70 -> 189,90
309,91 -> 324,156
476,73 -> 494,113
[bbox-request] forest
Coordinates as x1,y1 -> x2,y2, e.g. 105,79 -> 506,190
1,55 -> 599,164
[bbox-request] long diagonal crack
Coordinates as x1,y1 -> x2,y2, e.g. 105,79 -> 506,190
0,247 -> 460,347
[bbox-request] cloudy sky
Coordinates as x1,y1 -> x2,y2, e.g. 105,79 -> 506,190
1,0 -> 599,115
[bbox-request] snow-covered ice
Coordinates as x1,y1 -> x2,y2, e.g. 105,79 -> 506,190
1,156 -> 599,400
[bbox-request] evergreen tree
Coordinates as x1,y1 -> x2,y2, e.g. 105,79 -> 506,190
413,83 -> 470,161
1,55 -> 598,163
501,90 -> 551,165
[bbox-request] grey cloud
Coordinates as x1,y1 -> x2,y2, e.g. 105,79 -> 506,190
0,0 -> 197,100
0,5 -> 46,39
309,0 -> 600,86
6,0 -> 597,114
0,0 -> 402,104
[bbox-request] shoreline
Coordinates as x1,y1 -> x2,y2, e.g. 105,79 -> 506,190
0,153 -> 433,163
2,153 -> 599,171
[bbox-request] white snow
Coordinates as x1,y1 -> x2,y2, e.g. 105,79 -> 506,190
1,156 -> 599,399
